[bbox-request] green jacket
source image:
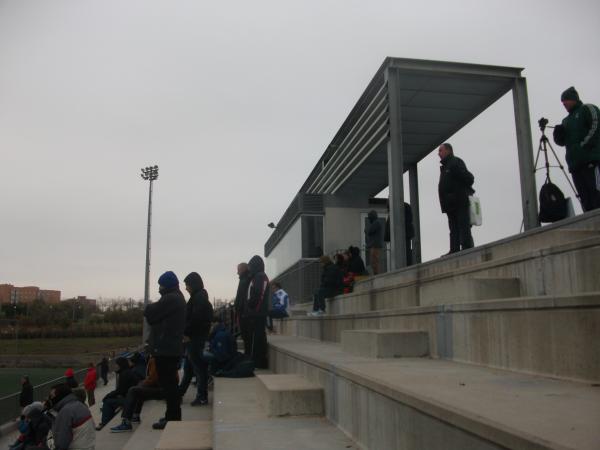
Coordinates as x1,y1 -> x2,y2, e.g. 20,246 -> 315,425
554,101 -> 600,171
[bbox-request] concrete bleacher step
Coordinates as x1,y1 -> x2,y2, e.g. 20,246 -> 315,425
268,335 -> 600,450
420,276 -> 521,306
341,329 -> 429,358
155,420 -> 212,450
256,374 -> 324,416
213,377 -> 359,450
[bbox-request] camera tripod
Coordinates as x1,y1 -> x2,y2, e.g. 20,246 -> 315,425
533,118 -> 580,206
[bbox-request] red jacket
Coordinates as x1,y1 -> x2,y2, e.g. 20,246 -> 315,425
83,367 -> 97,391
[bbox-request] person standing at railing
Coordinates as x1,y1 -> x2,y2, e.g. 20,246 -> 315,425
83,363 -> 97,407
19,375 -> 33,408
99,357 -> 109,386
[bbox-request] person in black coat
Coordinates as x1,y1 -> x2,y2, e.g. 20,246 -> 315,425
99,357 -> 109,385
144,270 -> 186,429
438,143 -> 475,254
178,271 -> 213,406
347,246 -> 367,276
311,255 -> 344,315
19,375 -> 33,408
242,255 -> 270,369
96,357 -> 141,429
234,263 -> 253,356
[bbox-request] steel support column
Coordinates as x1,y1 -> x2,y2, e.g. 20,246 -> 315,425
512,77 -> 539,230
408,164 -> 421,264
386,67 -> 407,271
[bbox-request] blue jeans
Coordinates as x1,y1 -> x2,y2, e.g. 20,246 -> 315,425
178,338 -> 208,401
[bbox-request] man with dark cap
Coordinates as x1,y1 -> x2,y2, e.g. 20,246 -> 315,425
243,256 -> 270,369
144,270 -> 186,430
553,87 -> 600,212
178,271 -> 213,406
234,262 -> 253,355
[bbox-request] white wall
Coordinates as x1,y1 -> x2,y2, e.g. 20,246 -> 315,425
265,218 -> 302,279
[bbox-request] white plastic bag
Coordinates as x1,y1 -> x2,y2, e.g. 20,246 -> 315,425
469,195 -> 482,226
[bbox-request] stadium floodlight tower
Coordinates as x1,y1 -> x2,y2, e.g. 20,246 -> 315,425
141,165 -> 158,344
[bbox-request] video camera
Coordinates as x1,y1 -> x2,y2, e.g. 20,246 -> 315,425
538,117 -> 549,132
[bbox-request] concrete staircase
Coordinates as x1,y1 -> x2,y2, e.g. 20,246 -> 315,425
268,210 -> 600,449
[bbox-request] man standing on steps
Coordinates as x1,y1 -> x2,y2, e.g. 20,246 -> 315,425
234,262 -> 252,355
178,271 -> 213,406
438,142 -> 475,254
144,270 -> 186,430
244,255 -> 270,369
553,86 -> 600,212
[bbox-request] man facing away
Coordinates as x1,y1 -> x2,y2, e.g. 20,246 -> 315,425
144,270 -> 186,430
243,255 -> 270,369
553,86 -> 600,212
438,142 -> 475,254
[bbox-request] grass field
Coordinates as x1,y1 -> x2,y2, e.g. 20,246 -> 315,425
0,336 -> 141,398
0,367 -> 73,398
0,336 -> 141,355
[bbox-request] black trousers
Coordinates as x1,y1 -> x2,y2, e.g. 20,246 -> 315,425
122,385 -> 163,419
572,164 -> 600,212
240,316 -> 253,356
446,206 -> 473,253
155,355 -> 181,421
243,316 -> 268,369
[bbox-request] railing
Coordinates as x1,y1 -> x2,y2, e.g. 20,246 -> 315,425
214,303 -> 240,338
273,259 -> 321,305
0,367 -> 88,425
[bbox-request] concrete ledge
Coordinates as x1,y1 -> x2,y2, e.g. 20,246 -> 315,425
269,335 -> 600,450
256,374 -> 324,417
155,420 -> 212,450
341,329 -> 429,358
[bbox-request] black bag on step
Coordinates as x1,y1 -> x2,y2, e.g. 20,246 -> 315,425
538,180 -> 567,223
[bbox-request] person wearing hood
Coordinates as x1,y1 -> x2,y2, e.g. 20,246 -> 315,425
242,255 -> 270,369
47,383 -> 95,450
178,271 -> 213,406
144,270 -> 186,430
553,87 -> 600,212
347,246 -> 367,276
19,375 -> 33,408
234,262 -> 253,356
95,357 -> 140,430
364,210 -> 384,274
99,357 -> 109,386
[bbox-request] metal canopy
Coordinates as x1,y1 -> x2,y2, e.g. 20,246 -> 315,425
303,57 -> 523,197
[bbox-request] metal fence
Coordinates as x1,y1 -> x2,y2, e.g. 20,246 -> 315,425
273,258 -> 321,305
0,367 -> 88,425
214,303 -> 240,338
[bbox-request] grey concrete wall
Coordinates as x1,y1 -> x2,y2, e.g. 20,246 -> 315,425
270,348 -> 506,450
280,294 -> 600,384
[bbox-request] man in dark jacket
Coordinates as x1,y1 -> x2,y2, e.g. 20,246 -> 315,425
144,270 -> 186,430
438,142 -> 475,254
364,210 -> 384,274
553,86 -> 600,212
178,271 -> 213,406
242,255 -> 270,369
234,262 -> 253,356
96,357 -> 141,429
310,255 -> 344,315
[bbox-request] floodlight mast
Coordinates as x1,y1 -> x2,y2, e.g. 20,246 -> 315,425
140,165 -> 158,345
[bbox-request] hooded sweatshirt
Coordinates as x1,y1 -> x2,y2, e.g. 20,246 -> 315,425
51,393 -> 95,450
183,272 -> 214,340
245,255 -> 270,317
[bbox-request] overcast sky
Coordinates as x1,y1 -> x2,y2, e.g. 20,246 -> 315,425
1,0 -> 599,302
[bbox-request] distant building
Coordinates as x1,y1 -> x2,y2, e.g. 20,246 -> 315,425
0,283 -> 61,304
40,290 -> 61,304
63,295 -> 97,308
